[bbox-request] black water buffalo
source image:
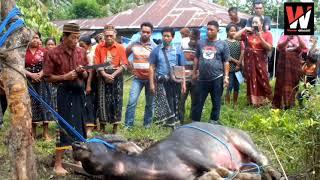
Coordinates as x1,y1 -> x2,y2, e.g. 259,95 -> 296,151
72,122 -> 281,180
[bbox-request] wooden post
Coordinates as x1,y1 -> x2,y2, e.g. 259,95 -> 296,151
0,0 -> 37,179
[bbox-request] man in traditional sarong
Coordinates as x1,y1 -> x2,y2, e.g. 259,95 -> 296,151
149,27 -> 186,128
79,36 -> 97,137
124,22 -> 156,129
272,35 -> 307,109
95,24 -> 128,134
234,15 -> 273,107
43,23 -> 88,176
192,20 -> 230,124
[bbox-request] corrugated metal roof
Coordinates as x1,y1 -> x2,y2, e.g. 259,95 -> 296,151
53,0 -> 252,30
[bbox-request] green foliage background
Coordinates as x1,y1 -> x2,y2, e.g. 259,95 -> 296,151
17,0 -> 61,40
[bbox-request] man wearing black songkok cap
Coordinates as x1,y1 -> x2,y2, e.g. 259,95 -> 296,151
43,22 -> 89,176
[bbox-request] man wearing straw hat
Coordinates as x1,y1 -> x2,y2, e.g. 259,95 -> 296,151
43,22 -> 88,176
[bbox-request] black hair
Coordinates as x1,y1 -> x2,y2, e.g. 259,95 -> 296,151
44,37 -> 56,46
226,23 -> 238,33
141,22 -> 154,31
161,26 -> 175,37
307,53 -> 319,64
228,7 -> 238,13
80,36 -> 91,45
207,20 -> 219,29
190,28 -> 200,39
33,30 -> 41,39
153,39 -> 162,45
253,0 -> 264,6
252,15 -> 266,31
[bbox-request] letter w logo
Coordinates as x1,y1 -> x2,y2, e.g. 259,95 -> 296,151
286,6 -> 312,29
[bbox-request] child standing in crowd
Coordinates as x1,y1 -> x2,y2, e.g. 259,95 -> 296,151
302,53 -> 318,86
225,24 -> 244,109
298,53 -> 318,107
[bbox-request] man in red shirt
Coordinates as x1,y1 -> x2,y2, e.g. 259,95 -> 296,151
95,24 -> 128,133
43,23 -> 88,176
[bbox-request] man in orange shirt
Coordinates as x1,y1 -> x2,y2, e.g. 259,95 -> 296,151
95,24 -> 128,133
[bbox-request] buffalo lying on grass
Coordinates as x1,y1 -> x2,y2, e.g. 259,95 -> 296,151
73,122 -> 281,180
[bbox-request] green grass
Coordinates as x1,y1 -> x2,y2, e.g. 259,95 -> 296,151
0,77 -> 318,179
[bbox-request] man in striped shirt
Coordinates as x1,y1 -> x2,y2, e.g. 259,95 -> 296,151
124,22 -> 157,128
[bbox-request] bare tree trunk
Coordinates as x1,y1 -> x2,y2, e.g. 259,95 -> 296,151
0,0 -> 37,179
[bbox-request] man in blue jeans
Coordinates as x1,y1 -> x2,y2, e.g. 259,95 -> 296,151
124,22 -> 157,128
192,20 -> 230,124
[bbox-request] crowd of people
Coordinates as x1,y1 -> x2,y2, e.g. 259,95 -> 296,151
0,0 -> 319,176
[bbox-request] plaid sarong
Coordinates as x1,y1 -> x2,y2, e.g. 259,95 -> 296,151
97,74 -> 123,124
273,51 -> 302,108
154,80 -> 182,127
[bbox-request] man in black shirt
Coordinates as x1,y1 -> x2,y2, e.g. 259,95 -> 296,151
228,7 -> 247,30
246,0 -> 271,30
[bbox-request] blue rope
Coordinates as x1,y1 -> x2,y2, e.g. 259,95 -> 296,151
28,87 -> 86,142
1,6 -> 117,151
86,138 -> 117,150
240,162 -> 261,174
180,125 -> 262,180
0,19 -> 25,47
180,125 -> 235,164
0,6 -> 25,47
28,87 -> 117,150
0,7 -> 21,33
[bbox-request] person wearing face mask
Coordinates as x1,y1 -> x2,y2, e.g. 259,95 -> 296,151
234,15 -> 273,107
272,35 -> 307,109
149,26 -> 186,128
95,24 -> 128,134
25,31 -> 54,141
124,22 -> 157,129
246,0 -> 271,31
